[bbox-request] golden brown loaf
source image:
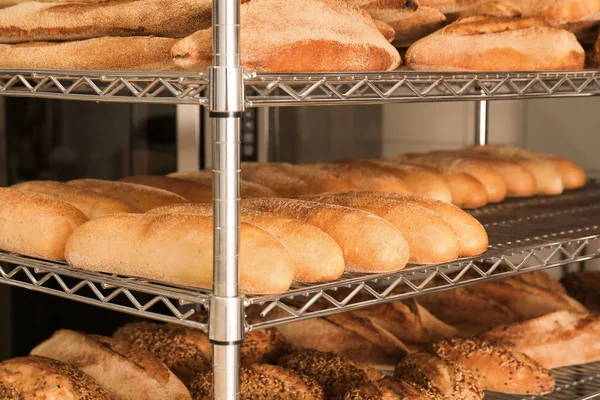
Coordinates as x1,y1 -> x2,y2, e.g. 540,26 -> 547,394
0,188 -> 88,260
299,194 -> 460,264
459,0 -> 522,18
420,0 -> 491,15
0,36 -> 178,71
65,213 -> 295,294
190,364 -> 325,400
516,270 -> 567,294
510,0 -> 600,27
31,330 -> 192,400
378,377 -> 446,400
279,349 -> 383,400
430,338 -> 555,394
0,0 -> 212,43
373,19 -> 396,42
406,16 -> 585,71
0,355 -> 111,400
241,197 -> 410,273
342,382 -> 400,400
120,175 -> 213,203
561,271 -> 600,311
68,178 -> 188,212
149,202 -> 345,282
167,171 -> 278,198
483,311 -> 600,369
11,180 -> 137,219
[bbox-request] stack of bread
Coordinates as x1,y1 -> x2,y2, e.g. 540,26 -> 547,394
2,271 -> 599,399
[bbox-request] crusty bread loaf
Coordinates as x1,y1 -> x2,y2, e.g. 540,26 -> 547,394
266,162 -> 360,193
431,338 -> 555,394
510,0 -> 600,26
406,16 -> 585,71
241,163 -> 317,196
0,36 -> 178,71
378,377 -> 445,400
329,191 -> 488,257
300,194 -> 460,264
483,311 -> 600,369
459,0 -> 522,18
373,19 -> 396,42
11,180 -> 137,219
517,270 -> 567,294
342,382 -> 400,400
120,175 -> 213,203
242,197 -> 409,272
172,0 -> 401,73
0,355 -> 111,400
279,349 -> 383,400
68,178 -> 188,212
0,188 -> 88,260
0,0 -> 212,43
149,203 -> 345,282
394,353 -> 484,400
167,171 -> 278,198
420,0 -> 490,15
561,271 -> 600,312
65,213 -> 295,294
542,153 -> 586,189
31,330 -> 191,400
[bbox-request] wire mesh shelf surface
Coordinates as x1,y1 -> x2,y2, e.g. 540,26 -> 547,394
486,362 -> 600,400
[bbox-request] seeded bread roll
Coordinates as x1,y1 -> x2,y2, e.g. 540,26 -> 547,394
430,338 -> 555,394
0,355 -> 110,400
120,175 -> 213,203
167,171 -> 278,198
242,197 -> 409,272
68,178 -> 189,212
0,188 -> 88,260
31,330 -> 191,400
378,377 -> 445,400
11,180 -> 137,218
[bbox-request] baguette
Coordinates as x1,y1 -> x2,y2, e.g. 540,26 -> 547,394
299,194 -> 460,264
420,0 -> 490,15
0,188 -> 88,260
120,175 -> 213,203
241,197 -> 409,272
0,36 -> 178,71
0,0 -> 212,43
267,162 -> 359,193
148,202 -> 346,282
483,311 -> 600,369
328,191 -> 488,257
172,0 -> 401,73
459,0 -> 522,18
64,213 -> 295,294
240,163 -> 321,196
561,271 -> 600,312
0,355 -> 111,400
11,180 -> 137,218
31,330 -> 191,400
406,16 -> 585,71
167,171 -> 278,198
68,178 -> 188,212
431,338 -> 555,394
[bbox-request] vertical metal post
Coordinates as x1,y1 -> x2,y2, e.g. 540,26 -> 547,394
208,0 -> 245,398
256,108 -> 270,162
474,99 -> 489,146
176,104 -> 202,172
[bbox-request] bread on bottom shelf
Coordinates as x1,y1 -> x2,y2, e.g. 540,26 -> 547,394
0,355 -> 112,399
120,175 -> 213,203
65,213 -> 295,294
167,170 -> 278,198
0,188 -> 88,260
30,330 -> 191,400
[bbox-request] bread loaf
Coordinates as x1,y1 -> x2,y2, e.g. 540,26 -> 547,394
516,270 -> 567,294
167,171 -> 278,198
0,188 -> 88,260
68,178 -> 188,212
561,271 -> 600,312
172,0 -> 401,72
328,191 -> 488,257
267,162 -> 359,193
431,338 -> 555,394
459,0 -> 522,18
299,194 -> 460,264
0,36 -> 178,71
242,197 -> 409,272
11,180 -> 137,218
420,0 -> 489,15
373,19 -> 396,42
0,355 -> 111,400
65,213 -> 295,294
31,330 -> 191,400
406,16 -> 585,71
149,202 -> 345,282
344,378 -> 444,400
120,175 -> 213,203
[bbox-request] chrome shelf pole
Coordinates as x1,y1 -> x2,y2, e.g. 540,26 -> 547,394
208,0 -> 245,398
474,98 -> 489,145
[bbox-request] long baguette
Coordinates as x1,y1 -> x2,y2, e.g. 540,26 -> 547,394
68,179 -> 188,212
167,171 -> 278,198
241,197 -> 410,272
0,188 -> 88,260
241,163 -> 320,196
65,213 -> 295,294
300,194 -> 460,264
148,203 -> 346,282
262,162 -> 359,192
10,180 -> 137,219
120,175 -> 212,203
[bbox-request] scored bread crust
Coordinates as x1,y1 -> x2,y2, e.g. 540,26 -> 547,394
406,16 -> 585,71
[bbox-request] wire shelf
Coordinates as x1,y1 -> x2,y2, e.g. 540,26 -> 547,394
486,362 -> 600,400
1,185 -> 600,331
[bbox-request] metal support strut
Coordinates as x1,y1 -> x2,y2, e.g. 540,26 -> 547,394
208,0 -> 245,398
474,99 -> 489,146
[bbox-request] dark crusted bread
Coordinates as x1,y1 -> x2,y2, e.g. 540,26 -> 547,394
189,364 -> 324,400
0,355 -> 110,400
